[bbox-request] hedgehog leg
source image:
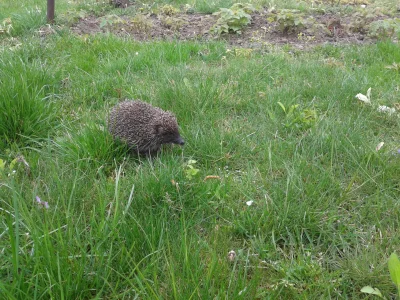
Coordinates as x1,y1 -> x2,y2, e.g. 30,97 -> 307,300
128,145 -> 141,156
144,145 -> 161,157
148,150 -> 159,157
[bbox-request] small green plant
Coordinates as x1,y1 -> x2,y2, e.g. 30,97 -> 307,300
297,32 -> 315,42
160,16 -> 188,31
233,48 -> 253,57
57,10 -> 87,26
99,14 -> 125,29
185,159 -> 200,180
361,252 -> 400,299
360,286 -> 386,299
274,10 -> 307,34
183,4 -> 195,14
0,155 -> 30,178
130,14 -> 153,32
109,0 -> 130,8
277,102 -> 318,129
159,4 -> 180,16
136,2 -> 157,14
210,3 -> 255,35
389,252 -> 400,297
348,11 -> 375,34
277,102 -> 299,115
368,19 -> 400,39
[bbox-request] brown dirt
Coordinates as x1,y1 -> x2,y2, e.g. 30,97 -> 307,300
71,9 -> 400,49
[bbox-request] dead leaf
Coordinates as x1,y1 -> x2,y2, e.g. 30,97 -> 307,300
377,105 -> 395,115
376,142 -> 384,151
203,175 -> 221,181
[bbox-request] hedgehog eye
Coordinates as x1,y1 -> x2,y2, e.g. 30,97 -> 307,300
162,132 -> 174,140
163,133 -> 172,139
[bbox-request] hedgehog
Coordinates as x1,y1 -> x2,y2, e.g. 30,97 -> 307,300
108,100 -> 184,155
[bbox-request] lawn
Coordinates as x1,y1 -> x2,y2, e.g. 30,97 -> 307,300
1,0 -> 400,299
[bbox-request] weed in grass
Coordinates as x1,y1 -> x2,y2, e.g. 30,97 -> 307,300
184,159 -> 200,179
159,4 -> 180,16
0,154 -> 30,180
130,13 -> 153,32
389,253 -> 400,296
361,252 -> 400,299
275,101 -> 318,130
348,10 -> 376,34
368,18 -> 400,39
99,14 -> 125,30
56,9 -> 87,26
268,9 -> 311,34
160,16 -> 188,31
210,3 -> 255,35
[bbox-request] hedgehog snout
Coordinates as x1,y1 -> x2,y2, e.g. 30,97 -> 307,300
175,136 -> 185,146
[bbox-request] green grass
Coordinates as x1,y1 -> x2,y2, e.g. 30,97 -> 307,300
0,52 -> 60,147
1,0 -> 400,299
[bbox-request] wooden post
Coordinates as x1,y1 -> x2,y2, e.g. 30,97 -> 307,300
47,0 -> 55,23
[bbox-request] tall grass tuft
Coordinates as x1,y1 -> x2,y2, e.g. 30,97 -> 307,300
55,120 -> 130,170
0,56 -> 59,148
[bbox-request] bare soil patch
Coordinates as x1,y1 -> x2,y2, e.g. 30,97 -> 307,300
71,9 -> 400,49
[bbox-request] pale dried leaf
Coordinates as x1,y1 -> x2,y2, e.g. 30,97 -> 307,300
376,142 -> 384,151
203,175 -> 221,181
367,87 -> 371,100
377,105 -> 396,115
355,93 -> 371,104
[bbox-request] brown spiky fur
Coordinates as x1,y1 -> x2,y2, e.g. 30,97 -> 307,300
108,100 -> 184,155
